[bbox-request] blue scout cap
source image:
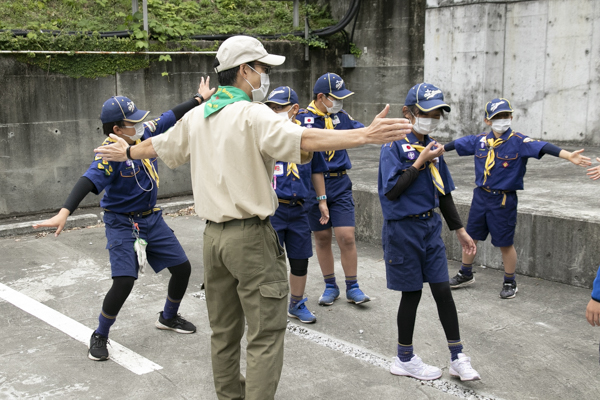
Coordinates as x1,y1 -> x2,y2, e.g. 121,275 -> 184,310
265,86 -> 299,105
485,98 -> 513,119
405,83 -> 451,113
100,96 -> 150,124
313,73 -> 354,99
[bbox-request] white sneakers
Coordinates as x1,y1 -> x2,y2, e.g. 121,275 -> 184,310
390,355 -> 442,380
449,353 -> 481,381
390,353 -> 481,381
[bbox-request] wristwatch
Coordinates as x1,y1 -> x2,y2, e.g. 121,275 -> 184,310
194,93 -> 205,104
316,195 -> 327,201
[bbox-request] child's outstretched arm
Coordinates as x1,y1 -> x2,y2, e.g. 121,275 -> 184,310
586,157 -> 600,180
558,148 -> 591,167
586,266 -> 600,326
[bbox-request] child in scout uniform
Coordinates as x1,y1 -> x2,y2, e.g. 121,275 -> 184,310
33,79 -> 215,361
445,98 -> 590,299
265,86 -> 330,323
378,83 -> 480,381
299,72 -> 370,306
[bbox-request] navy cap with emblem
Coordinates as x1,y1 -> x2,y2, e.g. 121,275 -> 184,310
485,98 -> 513,119
100,96 -> 150,124
405,83 -> 451,113
265,86 -> 299,106
313,73 -> 354,99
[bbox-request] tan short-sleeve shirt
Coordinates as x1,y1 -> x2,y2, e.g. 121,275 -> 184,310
152,101 -> 309,222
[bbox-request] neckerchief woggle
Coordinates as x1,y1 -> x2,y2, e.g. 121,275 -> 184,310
483,132 -> 515,185
405,138 -> 445,195
204,86 -> 251,118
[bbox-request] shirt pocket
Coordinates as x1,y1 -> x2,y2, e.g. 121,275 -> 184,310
496,151 -> 519,161
120,165 -> 141,178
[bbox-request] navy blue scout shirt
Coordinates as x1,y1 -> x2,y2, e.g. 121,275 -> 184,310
274,152 -> 328,200
298,109 -> 364,172
378,132 -> 455,220
452,127 -> 547,191
83,110 -> 177,213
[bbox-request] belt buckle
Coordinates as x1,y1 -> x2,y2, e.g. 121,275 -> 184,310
418,212 -> 429,220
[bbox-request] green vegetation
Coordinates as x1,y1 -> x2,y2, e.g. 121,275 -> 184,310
0,0 -> 347,78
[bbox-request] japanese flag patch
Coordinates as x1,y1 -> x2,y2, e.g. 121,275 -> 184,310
274,162 -> 284,176
304,117 -> 314,124
401,143 -> 415,152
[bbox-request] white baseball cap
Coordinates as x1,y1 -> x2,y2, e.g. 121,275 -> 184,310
214,35 -> 286,72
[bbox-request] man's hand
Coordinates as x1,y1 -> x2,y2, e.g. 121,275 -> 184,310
32,208 -> 70,237
363,105 -> 412,145
586,158 -> 600,180
455,228 -> 476,256
567,149 -> 591,167
586,298 -> 600,326
198,76 -> 216,103
94,134 -> 129,162
318,201 -> 330,225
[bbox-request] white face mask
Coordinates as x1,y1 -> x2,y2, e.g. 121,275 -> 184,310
244,65 -> 270,102
491,119 -> 511,134
413,117 -> 440,135
124,122 -> 145,141
324,97 -> 343,114
276,107 -> 293,121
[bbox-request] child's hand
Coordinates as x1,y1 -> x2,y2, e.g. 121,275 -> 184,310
197,76 -> 216,103
455,228 -> 476,256
417,141 -> 445,163
32,208 -> 70,237
586,158 -> 600,180
586,298 -> 600,326
568,149 -> 591,167
318,202 -> 330,225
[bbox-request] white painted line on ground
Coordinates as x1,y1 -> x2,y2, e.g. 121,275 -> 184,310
0,214 -> 99,232
0,282 -> 162,375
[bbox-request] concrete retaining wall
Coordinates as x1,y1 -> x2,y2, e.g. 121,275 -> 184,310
354,189 -> 599,289
424,0 -> 600,143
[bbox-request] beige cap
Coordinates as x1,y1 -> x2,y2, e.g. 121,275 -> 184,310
214,35 -> 286,73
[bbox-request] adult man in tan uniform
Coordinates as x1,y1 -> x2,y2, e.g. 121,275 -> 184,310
95,35 -> 412,400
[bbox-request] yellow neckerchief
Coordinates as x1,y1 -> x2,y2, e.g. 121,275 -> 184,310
135,139 -> 159,187
307,100 -> 335,161
405,137 -> 445,195
286,118 -> 302,178
483,132 -> 515,185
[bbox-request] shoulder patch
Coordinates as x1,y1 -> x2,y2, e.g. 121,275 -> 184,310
102,137 -> 117,146
523,137 -> 535,143
297,109 -> 308,115
144,118 -> 160,133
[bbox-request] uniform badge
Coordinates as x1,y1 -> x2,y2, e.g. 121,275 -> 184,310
407,152 -> 416,160
274,163 -> 284,176
305,125 -> 312,128
332,115 -> 341,125
523,137 -> 534,143
503,161 -> 509,168
401,143 -> 414,152
304,117 -> 314,124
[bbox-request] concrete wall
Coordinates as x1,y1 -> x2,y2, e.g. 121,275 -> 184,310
0,41 -> 340,216
424,0 -> 600,143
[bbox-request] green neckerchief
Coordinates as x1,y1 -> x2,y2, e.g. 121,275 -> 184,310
204,86 -> 251,118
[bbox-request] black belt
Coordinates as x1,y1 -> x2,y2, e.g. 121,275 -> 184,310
104,207 -> 161,218
278,198 -> 303,206
206,216 -> 269,228
479,187 -> 515,208
323,170 -> 347,178
406,210 -> 434,219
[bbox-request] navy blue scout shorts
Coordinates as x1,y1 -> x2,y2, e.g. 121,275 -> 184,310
271,203 -> 313,259
103,210 -> 188,278
466,187 -> 518,247
383,213 -> 449,292
307,174 -> 355,231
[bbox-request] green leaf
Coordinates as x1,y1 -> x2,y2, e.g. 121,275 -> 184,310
161,72 -> 169,77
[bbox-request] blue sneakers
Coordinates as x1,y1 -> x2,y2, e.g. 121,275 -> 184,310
346,283 -> 370,304
288,298 -> 316,323
318,284 -> 340,306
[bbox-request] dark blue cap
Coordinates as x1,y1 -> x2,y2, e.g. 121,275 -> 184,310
313,73 -> 353,99
405,83 -> 451,113
485,98 -> 513,119
100,96 -> 149,124
265,86 -> 299,105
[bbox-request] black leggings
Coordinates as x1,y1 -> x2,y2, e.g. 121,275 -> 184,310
101,260 -> 191,316
396,281 -> 460,345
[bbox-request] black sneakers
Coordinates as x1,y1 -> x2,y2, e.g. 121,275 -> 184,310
500,281 -> 518,299
88,332 -> 110,361
155,312 -> 196,334
449,271 -> 475,289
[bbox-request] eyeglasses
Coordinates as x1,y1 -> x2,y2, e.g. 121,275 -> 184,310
253,63 -> 272,75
